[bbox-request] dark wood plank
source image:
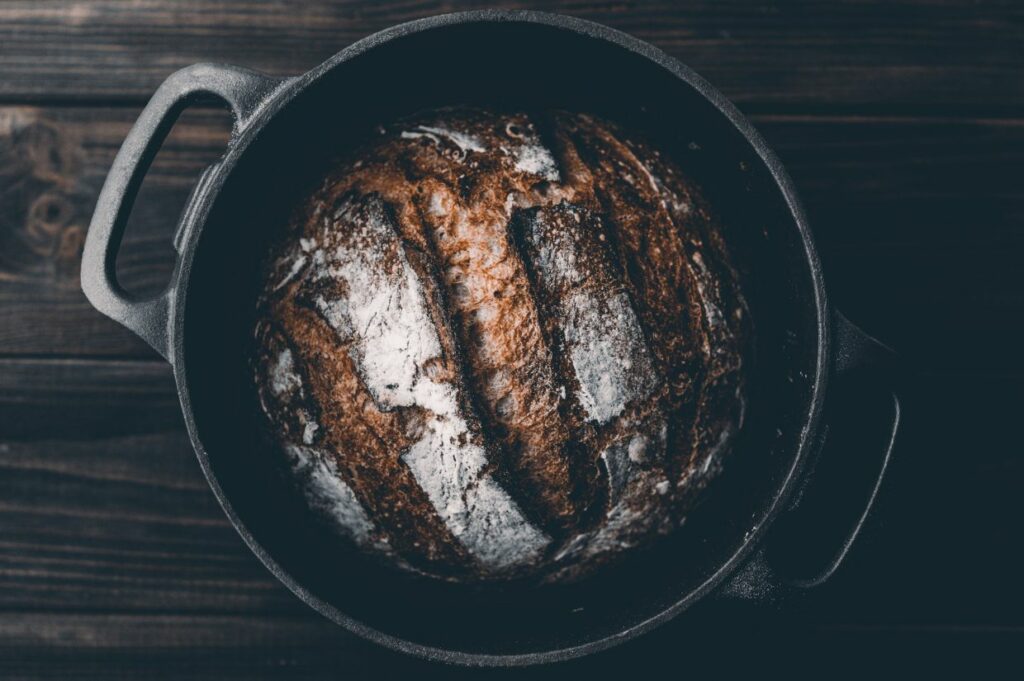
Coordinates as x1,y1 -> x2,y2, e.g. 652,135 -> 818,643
0,613 -> 406,681
1,105 -> 1020,368
0,105 -> 232,359
0,441 -> 300,614
0,1 -> 1021,112
0,358 -> 178,440
0,358 -> 305,615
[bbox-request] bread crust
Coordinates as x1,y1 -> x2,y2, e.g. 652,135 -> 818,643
252,108 -> 749,582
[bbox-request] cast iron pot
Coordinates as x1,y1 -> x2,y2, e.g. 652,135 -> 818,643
81,10 -> 901,666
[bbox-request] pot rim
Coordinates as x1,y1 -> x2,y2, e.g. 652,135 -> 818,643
170,9 -> 830,666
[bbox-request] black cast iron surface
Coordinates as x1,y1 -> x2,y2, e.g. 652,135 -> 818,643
0,1 -> 1021,677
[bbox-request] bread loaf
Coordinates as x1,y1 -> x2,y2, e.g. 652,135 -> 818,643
251,108 -> 748,582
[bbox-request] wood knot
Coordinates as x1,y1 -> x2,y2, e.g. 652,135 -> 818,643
0,109 -> 87,279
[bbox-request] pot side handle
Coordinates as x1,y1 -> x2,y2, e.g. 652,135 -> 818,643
719,311 -> 901,601
80,63 -> 286,361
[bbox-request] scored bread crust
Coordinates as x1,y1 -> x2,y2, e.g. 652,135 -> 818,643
252,108 -> 749,582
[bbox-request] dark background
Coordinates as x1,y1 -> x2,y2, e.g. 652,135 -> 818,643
0,1 -> 1021,677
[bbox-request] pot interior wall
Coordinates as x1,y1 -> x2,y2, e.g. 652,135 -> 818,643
182,19 -> 822,657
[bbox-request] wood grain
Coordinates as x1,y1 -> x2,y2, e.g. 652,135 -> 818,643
0,613 -> 407,681
0,358 -> 177,439
0,1 -> 1021,113
0,105 -> 232,359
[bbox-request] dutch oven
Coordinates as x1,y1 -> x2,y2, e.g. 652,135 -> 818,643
81,10 -> 901,666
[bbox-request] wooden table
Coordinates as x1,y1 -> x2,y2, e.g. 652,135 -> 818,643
1,2 -> 1021,677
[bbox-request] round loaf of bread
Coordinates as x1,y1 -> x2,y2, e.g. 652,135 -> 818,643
251,108 -> 748,583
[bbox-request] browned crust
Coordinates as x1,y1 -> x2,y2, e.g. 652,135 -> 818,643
413,187 -> 586,535
252,108 -> 749,581
555,113 -> 749,506
257,194 -> 475,574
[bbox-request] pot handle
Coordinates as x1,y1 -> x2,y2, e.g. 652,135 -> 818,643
80,63 -> 286,361
719,311 -> 901,601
